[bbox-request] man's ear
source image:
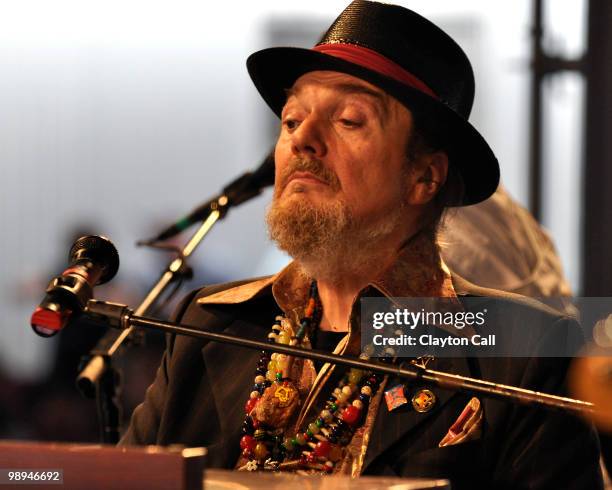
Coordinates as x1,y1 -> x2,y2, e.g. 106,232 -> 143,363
406,152 -> 449,205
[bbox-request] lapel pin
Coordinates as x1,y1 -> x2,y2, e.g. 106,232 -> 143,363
384,384 -> 408,412
412,389 -> 437,413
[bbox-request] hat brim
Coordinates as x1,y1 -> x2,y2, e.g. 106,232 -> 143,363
247,47 -> 500,206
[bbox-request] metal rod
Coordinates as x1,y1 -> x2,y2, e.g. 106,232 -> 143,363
105,209 -> 222,358
529,0 -> 544,221
122,311 -> 595,416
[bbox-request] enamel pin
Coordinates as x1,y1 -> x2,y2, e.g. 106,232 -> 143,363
411,389 -> 437,413
384,384 -> 408,412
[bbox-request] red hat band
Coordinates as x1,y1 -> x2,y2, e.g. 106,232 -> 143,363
313,43 -> 439,100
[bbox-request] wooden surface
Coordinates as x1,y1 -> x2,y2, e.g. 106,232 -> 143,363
0,440 -> 205,489
0,441 -> 449,489
205,469 -> 449,489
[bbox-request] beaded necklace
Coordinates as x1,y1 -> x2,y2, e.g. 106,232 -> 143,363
238,281 -> 384,473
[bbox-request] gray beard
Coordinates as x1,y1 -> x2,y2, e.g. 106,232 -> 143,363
266,194 -> 404,283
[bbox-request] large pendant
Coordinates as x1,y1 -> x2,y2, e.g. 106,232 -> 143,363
254,381 -> 300,428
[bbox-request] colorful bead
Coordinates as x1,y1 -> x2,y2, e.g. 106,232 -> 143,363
341,385 -> 352,396
308,422 -> 320,434
244,398 -> 258,414
282,437 -> 294,451
295,433 -> 307,445
361,385 -> 373,396
313,440 -> 331,459
321,409 -> 333,422
249,391 -> 259,399
341,405 -> 362,426
352,399 -> 364,409
240,435 -> 256,451
254,375 -> 265,384
254,442 -> 268,460
362,344 -> 375,356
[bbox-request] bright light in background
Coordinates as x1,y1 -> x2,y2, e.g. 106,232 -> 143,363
0,1 -> 236,47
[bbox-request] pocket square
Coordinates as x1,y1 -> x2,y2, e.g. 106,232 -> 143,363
438,397 -> 483,447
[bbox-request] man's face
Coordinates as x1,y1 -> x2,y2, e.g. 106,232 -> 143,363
273,71 -> 413,225
267,70 -> 418,273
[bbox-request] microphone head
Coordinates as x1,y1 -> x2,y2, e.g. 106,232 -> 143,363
250,153 -> 275,189
31,303 -> 71,337
69,235 -> 120,285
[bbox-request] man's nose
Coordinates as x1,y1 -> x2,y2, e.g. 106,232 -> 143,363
290,116 -> 327,159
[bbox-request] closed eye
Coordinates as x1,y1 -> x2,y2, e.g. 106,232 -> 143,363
339,118 -> 362,128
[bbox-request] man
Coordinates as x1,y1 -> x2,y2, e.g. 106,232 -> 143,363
121,1 -> 602,488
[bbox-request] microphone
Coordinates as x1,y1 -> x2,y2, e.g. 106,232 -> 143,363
30,235 -> 120,337
243,151 -> 275,195
151,152 -> 275,242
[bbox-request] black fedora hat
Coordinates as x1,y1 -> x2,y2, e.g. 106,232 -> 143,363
247,0 -> 500,206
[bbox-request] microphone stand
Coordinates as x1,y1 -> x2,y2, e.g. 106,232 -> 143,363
76,167 -> 270,443
84,299 -> 596,417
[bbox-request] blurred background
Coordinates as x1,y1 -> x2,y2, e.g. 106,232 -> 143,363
1,0 -> 610,443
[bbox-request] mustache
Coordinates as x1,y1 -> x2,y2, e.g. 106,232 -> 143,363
277,156 -> 341,193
